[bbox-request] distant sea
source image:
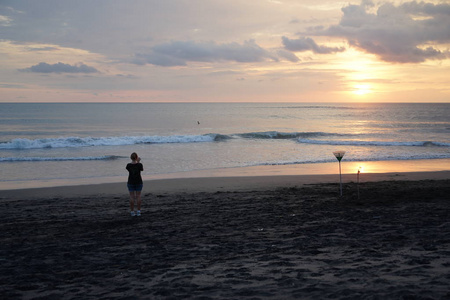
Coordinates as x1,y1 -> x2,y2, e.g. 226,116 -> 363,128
1,102 -> 449,189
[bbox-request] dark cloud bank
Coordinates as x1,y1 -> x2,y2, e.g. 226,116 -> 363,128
281,36 -> 345,54
133,40 -> 278,67
20,62 -> 98,74
309,0 -> 450,63
135,1 -> 449,67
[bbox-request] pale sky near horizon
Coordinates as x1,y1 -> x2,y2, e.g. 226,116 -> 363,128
1,0 -> 449,103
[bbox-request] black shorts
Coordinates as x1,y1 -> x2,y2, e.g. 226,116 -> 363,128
127,183 -> 143,192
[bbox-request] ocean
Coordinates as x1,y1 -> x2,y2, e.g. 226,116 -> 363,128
1,102 -> 449,189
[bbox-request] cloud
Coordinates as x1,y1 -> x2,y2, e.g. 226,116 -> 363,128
317,0 -> 450,63
0,15 -> 13,26
0,83 -> 25,89
19,62 -> 99,73
26,46 -> 59,52
400,1 -> 450,16
282,36 -> 345,54
133,40 -> 278,66
276,49 -> 300,62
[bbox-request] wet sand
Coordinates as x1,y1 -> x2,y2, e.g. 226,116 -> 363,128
0,173 -> 449,299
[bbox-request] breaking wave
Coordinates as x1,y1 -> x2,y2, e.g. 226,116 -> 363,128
0,134 -> 220,149
0,131 -> 349,149
2,132 -> 448,150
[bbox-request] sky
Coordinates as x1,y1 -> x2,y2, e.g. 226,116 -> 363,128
1,0 -> 449,103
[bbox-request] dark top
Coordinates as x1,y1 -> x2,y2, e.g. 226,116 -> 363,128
126,163 -> 143,184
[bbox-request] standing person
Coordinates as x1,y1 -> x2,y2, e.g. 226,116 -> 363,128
126,152 -> 144,217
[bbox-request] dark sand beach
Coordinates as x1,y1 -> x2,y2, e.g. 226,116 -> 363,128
1,173 -> 449,299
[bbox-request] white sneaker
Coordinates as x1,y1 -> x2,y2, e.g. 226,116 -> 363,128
136,210 -> 141,216
130,211 -> 136,217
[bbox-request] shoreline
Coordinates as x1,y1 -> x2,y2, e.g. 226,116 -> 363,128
1,158 -> 449,195
1,170 -> 449,200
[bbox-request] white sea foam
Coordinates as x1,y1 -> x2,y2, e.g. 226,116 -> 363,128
235,131 -> 347,139
256,153 -> 450,167
297,139 -> 450,147
0,132 -> 354,149
2,133 -> 449,150
0,155 -> 121,162
0,134 -> 219,149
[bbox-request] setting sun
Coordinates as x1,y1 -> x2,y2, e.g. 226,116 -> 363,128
353,84 -> 372,95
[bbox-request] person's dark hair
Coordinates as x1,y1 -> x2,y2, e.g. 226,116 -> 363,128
130,152 -> 138,160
